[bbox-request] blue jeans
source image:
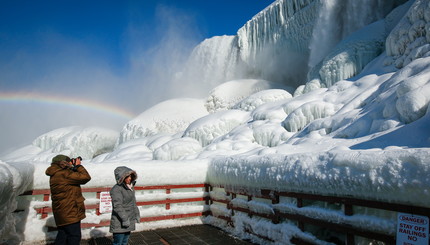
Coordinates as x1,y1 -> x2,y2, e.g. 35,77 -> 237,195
113,232 -> 131,245
55,221 -> 81,245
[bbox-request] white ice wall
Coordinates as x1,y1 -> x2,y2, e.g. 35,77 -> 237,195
386,0 -> 430,68
180,0 -> 407,93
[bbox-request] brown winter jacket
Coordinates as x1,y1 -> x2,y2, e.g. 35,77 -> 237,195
45,161 -> 91,227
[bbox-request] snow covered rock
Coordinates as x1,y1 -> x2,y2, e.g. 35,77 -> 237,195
32,126 -> 119,160
153,137 -> 202,160
282,101 -> 340,132
233,89 -> 292,112
118,98 -> 208,144
183,110 -> 250,146
205,79 -> 290,113
395,57 -> 430,123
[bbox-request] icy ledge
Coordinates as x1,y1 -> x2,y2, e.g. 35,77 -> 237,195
208,148 -> 430,208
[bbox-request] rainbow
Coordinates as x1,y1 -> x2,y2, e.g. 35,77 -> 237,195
0,92 -> 136,120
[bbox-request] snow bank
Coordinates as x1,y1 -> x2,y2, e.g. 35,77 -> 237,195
208,148 -> 430,207
0,161 -> 33,243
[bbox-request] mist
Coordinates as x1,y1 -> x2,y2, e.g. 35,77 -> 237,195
0,4 -> 207,155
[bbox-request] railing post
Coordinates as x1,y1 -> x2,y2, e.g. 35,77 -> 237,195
43,193 -> 50,202
228,192 -> 236,227
272,191 -> 280,224
205,184 -> 213,205
344,203 -> 354,244
297,198 -> 304,231
166,188 -> 171,210
248,195 -> 253,218
41,193 -> 50,218
272,191 -> 279,205
96,192 -> 101,215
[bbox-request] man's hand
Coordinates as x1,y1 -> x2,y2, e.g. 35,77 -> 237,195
75,157 -> 81,165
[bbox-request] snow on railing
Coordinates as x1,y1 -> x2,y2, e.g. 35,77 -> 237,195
19,184 -> 209,231
18,183 -> 430,244
205,184 -> 430,245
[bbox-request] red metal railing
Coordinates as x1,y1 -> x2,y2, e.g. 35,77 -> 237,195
20,184 -> 209,230
206,184 -> 430,245
19,183 -> 430,244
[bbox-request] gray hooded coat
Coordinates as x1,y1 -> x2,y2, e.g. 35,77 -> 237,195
109,166 -> 140,233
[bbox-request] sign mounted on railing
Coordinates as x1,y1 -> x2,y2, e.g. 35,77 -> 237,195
99,192 -> 112,214
396,213 -> 429,245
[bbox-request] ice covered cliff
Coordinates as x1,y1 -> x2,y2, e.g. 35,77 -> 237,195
178,0 -> 409,92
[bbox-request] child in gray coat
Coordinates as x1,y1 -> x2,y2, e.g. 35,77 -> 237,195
110,166 -> 140,245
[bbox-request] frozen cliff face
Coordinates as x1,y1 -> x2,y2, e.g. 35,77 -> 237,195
180,0 -> 408,94
386,0 -> 430,68
237,0 -> 319,87
308,0 -> 403,68
309,20 -> 387,88
306,0 -> 409,88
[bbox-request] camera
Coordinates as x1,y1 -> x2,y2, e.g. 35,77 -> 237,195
71,156 -> 82,165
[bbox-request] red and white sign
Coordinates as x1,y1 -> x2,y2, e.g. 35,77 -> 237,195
99,192 -> 112,213
396,213 -> 429,245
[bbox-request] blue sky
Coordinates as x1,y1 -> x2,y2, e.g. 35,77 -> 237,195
0,0 -> 273,79
0,0 -> 274,154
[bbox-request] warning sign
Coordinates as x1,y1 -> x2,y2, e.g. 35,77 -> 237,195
99,191 -> 112,213
396,213 -> 429,245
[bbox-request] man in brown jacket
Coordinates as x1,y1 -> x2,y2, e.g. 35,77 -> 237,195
45,154 -> 91,245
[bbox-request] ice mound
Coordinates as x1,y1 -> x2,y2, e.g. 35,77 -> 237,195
32,126 -> 119,160
233,89 -> 292,112
205,79 -> 291,113
282,101 -> 340,132
95,139 -> 154,162
251,99 -> 291,121
252,121 -> 292,147
118,98 -> 208,144
153,137 -> 202,160
183,110 -> 250,146
395,57 -> 430,123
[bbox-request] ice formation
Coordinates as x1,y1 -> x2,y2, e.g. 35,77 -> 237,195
233,89 -> 292,112
117,98 -> 208,145
204,79 -> 291,113
176,36 -> 243,91
179,0 -> 408,92
183,110 -> 250,147
384,0 -> 430,73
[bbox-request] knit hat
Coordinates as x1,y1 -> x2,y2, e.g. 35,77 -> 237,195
52,154 -> 71,163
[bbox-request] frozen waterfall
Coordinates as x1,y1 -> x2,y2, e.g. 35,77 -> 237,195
178,0 -> 409,93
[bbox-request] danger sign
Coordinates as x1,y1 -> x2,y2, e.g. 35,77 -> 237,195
396,213 -> 429,245
99,191 -> 112,213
